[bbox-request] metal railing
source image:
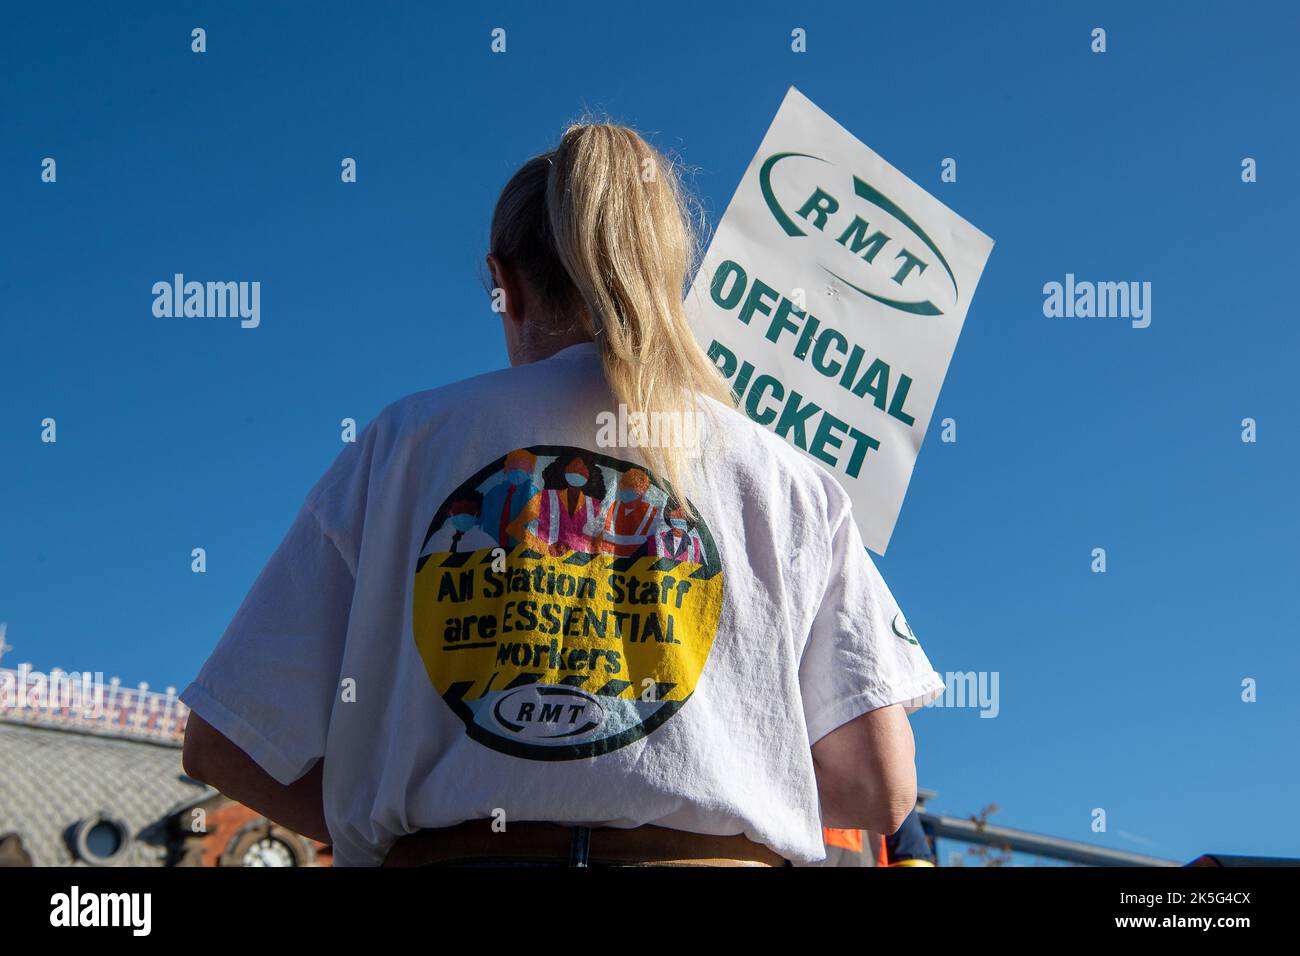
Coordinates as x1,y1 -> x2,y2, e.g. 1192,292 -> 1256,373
0,665 -> 189,746
919,811 -> 1179,867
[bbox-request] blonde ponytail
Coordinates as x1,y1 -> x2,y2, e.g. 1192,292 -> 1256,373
490,121 -> 734,512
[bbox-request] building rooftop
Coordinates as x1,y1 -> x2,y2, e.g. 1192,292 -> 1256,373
0,647 -> 211,866
0,719 -> 212,865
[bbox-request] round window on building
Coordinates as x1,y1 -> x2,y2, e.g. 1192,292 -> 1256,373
74,815 -> 132,865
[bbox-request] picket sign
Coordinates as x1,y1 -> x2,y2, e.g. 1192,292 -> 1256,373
685,87 -> 995,554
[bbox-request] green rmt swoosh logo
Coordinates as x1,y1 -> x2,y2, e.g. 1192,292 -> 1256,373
759,152 -> 958,316
891,612 -> 920,646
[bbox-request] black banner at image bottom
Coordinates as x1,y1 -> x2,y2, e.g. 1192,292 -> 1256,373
0,864 -> 1289,941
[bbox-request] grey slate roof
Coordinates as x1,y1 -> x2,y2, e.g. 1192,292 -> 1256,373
0,719 -> 213,866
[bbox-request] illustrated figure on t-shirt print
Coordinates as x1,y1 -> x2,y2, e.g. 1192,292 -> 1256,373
650,497 -> 708,565
419,488 -> 496,556
506,450 -> 608,557
598,467 -> 661,559
480,448 -> 539,549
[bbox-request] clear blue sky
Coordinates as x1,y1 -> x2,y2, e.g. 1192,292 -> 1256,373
3,2 -> 1296,863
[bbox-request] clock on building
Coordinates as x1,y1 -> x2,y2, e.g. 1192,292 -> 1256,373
241,836 -> 297,867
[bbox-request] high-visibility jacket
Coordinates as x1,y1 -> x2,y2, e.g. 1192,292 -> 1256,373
822,827 -> 863,852
600,499 -> 659,556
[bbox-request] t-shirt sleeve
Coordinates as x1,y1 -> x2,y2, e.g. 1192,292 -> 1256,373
798,486 -> 945,746
180,502 -> 355,786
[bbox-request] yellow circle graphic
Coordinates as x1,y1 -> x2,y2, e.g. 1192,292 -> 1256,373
412,445 -> 724,760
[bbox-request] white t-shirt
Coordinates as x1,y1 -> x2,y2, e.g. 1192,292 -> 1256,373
180,341 -> 944,866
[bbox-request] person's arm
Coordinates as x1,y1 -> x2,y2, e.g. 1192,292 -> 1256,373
178,499 -> 357,852
798,478 -> 943,839
183,713 -> 331,844
586,495 -> 611,549
506,492 -> 548,553
810,703 -> 916,834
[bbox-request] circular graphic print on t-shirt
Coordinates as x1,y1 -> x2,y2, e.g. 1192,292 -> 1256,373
411,444 -> 724,760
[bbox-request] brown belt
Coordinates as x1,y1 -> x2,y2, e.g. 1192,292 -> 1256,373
381,820 -> 789,867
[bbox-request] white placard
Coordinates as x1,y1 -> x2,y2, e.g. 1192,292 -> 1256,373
686,87 -> 995,554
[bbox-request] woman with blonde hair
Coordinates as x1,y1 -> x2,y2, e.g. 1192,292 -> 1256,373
180,119 -> 944,868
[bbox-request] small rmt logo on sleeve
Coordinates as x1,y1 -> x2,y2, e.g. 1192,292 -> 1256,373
49,886 -> 151,936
